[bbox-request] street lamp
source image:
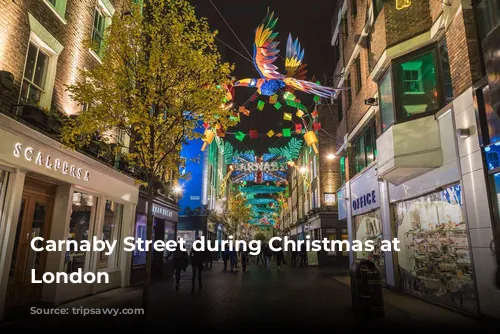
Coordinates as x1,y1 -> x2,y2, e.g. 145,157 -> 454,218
173,185 -> 183,194
299,166 -> 308,174
326,153 -> 336,160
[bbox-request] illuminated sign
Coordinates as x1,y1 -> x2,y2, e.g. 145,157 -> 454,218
233,161 -> 287,173
13,143 -> 90,181
153,204 -> 173,218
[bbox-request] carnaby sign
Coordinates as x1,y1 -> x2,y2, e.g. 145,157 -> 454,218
350,165 -> 380,216
233,161 -> 287,172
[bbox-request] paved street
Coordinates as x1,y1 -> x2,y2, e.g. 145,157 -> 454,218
1,260 -> 499,331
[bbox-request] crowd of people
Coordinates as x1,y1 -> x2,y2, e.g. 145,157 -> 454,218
166,237 -> 310,292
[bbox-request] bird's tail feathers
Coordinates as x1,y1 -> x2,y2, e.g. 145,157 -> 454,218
284,78 -> 349,98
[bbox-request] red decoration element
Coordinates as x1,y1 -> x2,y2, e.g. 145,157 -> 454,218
295,124 -> 302,133
311,109 -> 319,118
203,122 -> 209,129
313,122 -> 321,131
250,93 -> 258,101
217,127 -> 225,137
294,98 -> 301,103
249,130 -> 259,139
256,156 -> 263,183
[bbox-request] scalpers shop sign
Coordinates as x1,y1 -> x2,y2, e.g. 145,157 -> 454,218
13,143 -> 90,181
350,165 -> 380,216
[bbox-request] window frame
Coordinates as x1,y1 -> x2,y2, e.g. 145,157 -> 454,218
89,1 -> 114,62
43,0 -> 67,25
351,119 -> 377,177
378,67 -> 396,134
382,42 -> 449,127
355,57 -> 362,95
346,73 -> 352,110
20,42 -> 50,106
372,0 -> 384,20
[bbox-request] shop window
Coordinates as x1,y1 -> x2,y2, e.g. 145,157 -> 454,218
163,222 -> 175,262
354,210 -> 384,279
66,192 -> 97,273
98,200 -> 124,270
132,215 -> 147,266
395,184 -> 476,312
379,69 -> 395,132
474,0 -> 500,40
438,39 -> 454,104
44,0 -> 67,23
353,120 -> 377,175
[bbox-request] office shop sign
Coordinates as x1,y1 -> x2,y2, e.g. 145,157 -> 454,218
350,165 -> 380,216
13,142 -> 91,181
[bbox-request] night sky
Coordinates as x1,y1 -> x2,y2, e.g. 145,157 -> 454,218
191,0 -> 337,155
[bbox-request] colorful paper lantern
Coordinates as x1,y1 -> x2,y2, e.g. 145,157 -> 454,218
313,122 -> 321,131
201,129 -> 215,151
311,109 -> 319,118
216,126 -> 225,137
235,131 -> 246,141
304,130 -> 319,154
269,94 -> 278,104
276,132 -> 283,137
313,95 -> 320,102
239,106 -> 250,116
203,122 -> 209,129
283,113 -> 292,121
296,109 -> 304,118
267,130 -> 275,137
249,130 -> 259,139
283,128 -> 291,137
257,100 -> 265,111
295,124 -> 302,134
284,91 -> 296,101
274,102 -> 282,110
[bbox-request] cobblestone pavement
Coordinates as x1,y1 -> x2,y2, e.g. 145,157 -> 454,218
1,260 -> 498,331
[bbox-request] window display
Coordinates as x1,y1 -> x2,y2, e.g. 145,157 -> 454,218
163,222 -> 176,262
395,184 -> 477,312
98,200 -> 124,270
133,214 -> 147,266
66,192 -> 96,273
354,210 -> 384,280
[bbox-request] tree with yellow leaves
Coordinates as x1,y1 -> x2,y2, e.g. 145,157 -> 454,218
227,194 -> 252,238
62,0 -> 237,313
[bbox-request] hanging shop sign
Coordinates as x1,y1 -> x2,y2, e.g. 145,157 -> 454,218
13,142 -> 90,181
350,165 -> 380,216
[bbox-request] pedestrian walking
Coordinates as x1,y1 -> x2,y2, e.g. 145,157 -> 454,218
189,237 -> 204,292
299,243 -> 307,267
229,248 -> 237,273
291,247 -> 298,267
263,243 -> 273,270
239,249 -> 248,272
274,241 -> 285,270
223,248 -> 229,271
166,240 -> 188,290
205,239 -> 213,269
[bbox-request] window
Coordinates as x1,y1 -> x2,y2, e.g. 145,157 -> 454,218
90,1 -> 115,60
352,0 -> 357,16
21,42 -> 49,106
92,7 -> 106,57
337,96 -> 343,122
346,74 -> 352,110
44,0 -> 67,23
394,49 -> 439,120
355,57 -> 362,94
333,38 -> 341,67
438,39 -> 453,104
340,155 -> 346,185
373,0 -> 384,20
379,69 -> 395,132
474,0 -> 500,40
66,192 -> 97,273
98,200 -> 124,269
353,120 -> 377,175
342,16 -> 348,39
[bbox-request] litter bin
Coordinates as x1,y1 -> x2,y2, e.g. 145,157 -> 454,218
350,259 -> 384,317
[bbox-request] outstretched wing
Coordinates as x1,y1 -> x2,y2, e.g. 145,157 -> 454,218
285,34 -> 307,80
253,9 -> 284,80
283,78 -> 349,98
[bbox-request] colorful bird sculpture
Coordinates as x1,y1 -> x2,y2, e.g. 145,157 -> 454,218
233,9 -> 345,98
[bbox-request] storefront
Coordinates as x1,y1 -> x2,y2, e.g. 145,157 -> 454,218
348,165 -> 385,281
130,192 -> 178,285
392,183 -> 476,313
0,115 -> 138,320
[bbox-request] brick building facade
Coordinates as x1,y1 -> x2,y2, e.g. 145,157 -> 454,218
332,0 -> 500,319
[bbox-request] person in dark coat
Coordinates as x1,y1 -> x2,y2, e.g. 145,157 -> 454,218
166,240 -> 188,290
239,248 -> 248,272
274,241 -> 285,270
189,237 -> 204,292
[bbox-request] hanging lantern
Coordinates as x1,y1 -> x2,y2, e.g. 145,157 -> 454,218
304,130 -> 319,154
201,129 -> 215,151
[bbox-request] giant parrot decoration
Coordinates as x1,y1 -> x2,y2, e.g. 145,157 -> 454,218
233,9 -> 346,98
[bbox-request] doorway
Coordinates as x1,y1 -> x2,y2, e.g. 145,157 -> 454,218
5,176 -> 56,308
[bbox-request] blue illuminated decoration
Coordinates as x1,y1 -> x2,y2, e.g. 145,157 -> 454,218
260,79 -> 286,96
485,142 -> 500,171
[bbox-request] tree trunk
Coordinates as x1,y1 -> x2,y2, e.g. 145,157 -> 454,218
140,173 -> 154,322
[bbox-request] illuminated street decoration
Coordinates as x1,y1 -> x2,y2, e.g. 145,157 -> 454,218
231,153 -> 288,183
396,0 -> 411,10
